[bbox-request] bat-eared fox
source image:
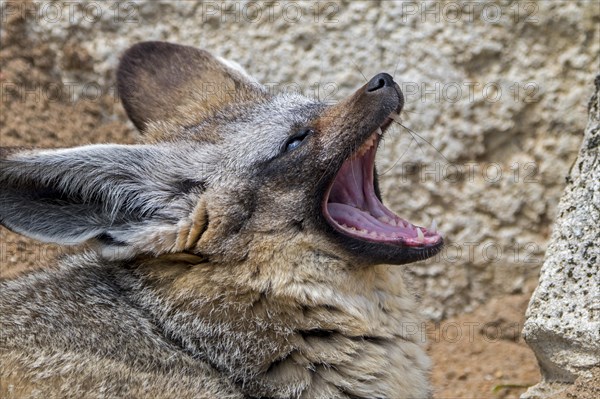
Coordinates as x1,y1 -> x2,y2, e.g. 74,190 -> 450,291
1,41 -> 444,398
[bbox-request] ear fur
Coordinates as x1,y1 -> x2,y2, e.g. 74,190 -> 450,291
117,41 -> 268,132
0,145 -> 208,259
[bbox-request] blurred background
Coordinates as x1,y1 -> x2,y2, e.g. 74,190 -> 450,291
1,1 -> 598,397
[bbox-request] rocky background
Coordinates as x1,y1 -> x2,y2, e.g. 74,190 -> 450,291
521,76 -> 600,398
2,1 -> 599,397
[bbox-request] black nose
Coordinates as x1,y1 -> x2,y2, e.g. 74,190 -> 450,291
366,73 -> 395,92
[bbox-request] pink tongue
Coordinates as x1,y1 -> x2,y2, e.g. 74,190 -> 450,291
327,203 -> 417,238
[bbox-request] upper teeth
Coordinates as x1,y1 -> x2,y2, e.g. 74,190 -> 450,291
355,132 -> 377,157
416,228 -> 425,241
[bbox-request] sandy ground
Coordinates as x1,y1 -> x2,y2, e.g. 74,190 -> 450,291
428,292 -> 539,398
1,7 -> 595,398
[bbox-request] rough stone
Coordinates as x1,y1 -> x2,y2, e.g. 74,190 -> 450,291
521,75 -> 600,398
0,0 -> 599,319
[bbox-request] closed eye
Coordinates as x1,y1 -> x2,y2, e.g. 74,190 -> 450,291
283,129 -> 313,153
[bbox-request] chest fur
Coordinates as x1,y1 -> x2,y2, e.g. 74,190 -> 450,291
128,262 -> 432,398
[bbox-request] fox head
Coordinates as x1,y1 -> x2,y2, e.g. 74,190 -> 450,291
0,41 -> 443,267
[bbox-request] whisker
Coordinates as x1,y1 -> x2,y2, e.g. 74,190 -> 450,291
393,56 -> 402,80
392,120 -> 450,163
316,136 -> 347,189
350,59 -> 368,83
350,143 -> 360,189
379,136 -> 417,176
316,155 -> 337,188
317,135 -> 362,189
317,51 -> 324,102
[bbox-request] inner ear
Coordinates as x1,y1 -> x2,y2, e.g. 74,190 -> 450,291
117,41 -> 268,132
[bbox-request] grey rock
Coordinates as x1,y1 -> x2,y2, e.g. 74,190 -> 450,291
521,75 -> 600,398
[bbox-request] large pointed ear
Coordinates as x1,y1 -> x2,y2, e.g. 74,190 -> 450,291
117,41 -> 268,132
0,145 -> 209,259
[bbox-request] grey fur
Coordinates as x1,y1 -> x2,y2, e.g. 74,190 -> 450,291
1,42 -> 435,398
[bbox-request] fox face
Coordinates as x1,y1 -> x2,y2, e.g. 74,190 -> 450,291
0,41 -> 443,267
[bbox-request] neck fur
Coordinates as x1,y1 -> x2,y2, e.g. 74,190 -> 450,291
121,249 -> 431,398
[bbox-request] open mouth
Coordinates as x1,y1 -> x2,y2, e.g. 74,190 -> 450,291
322,113 -> 443,248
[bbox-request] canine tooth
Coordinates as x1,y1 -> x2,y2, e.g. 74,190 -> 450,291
429,219 -> 437,233
416,228 -> 425,241
390,112 -> 403,124
376,127 -> 383,136
360,229 -> 368,234
369,231 -> 378,238
349,227 -> 356,231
